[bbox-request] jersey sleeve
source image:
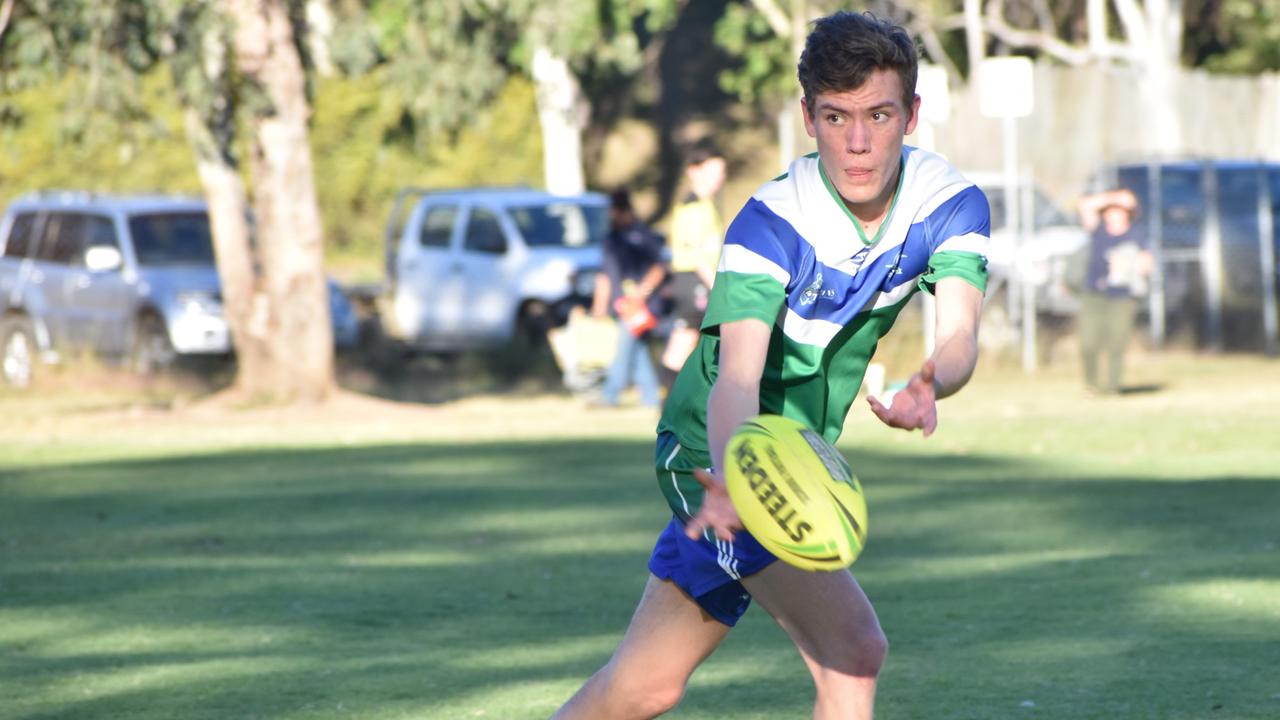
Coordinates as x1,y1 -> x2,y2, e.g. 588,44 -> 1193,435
701,198 -> 794,334
919,184 -> 991,294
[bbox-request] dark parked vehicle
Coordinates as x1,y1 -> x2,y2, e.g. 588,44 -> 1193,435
1098,160 -> 1280,353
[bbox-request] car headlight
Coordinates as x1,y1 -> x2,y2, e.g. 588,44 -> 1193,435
176,291 -> 223,317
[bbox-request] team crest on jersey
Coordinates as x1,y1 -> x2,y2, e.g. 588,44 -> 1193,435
800,273 -> 823,305
799,272 -> 838,306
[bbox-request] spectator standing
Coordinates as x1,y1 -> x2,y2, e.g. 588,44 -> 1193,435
591,189 -> 667,408
660,144 -> 727,388
1074,188 -> 1154,394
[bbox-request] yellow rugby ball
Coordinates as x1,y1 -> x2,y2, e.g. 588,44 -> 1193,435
724,415 -> 868,572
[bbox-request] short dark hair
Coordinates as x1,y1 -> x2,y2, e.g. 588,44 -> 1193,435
797,11 -> 918,116
684,139 -> 723,168
609,188 -> 633,213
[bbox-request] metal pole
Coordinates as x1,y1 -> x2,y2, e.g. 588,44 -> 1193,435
1020,169 -> 1037,372
1002,114 -> 1033,371
1201,162 -> 1224,352
1147,162 -> 1166,346
1258,164 -> 1278,356
1004,116 -> 1021,327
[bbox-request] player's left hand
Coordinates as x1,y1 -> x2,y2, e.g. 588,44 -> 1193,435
687,468 -> 741,542
867,359 -> 939,437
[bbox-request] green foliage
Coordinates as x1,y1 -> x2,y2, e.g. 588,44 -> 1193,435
1194,0 -> 1280,73
310,71 -> 544,260
0,68 -> 542,270
328,0 -> 679,141
0,72 -> 199,200
714,2 -> 795,105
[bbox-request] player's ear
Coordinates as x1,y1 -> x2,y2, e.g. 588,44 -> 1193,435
904,94 -> 921,135
801,96 -> 817,138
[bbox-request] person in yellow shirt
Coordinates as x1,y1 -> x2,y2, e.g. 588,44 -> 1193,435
661,144 -> 727,388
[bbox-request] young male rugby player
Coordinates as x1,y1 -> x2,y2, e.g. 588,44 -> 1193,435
552,11 -> 990,719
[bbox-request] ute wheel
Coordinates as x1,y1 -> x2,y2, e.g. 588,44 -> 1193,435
132,315 -> 177,376
0,315 -> 37,389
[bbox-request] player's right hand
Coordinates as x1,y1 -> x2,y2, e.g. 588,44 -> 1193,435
687,468 -> 741,542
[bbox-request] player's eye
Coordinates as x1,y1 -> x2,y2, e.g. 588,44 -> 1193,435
871,111 -> 888,122
826,113 -> 843,125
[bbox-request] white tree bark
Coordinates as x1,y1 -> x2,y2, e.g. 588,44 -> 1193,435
981,0 -> 1184,154
1138,0 -> 1184,154
532,46 -> 587,196
228,0 -> 334,402
184,108 -> 276,390
964,0 -> 985,75
305,0 -> 336,76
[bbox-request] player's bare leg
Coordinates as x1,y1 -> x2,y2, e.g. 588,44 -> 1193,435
551,574 -> 731,720
744,562 -> 887,720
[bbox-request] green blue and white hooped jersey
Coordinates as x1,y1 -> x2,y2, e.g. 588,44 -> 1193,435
655,147 -> 990,512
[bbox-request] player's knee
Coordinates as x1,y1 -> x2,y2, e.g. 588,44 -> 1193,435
609,681 -> 684,717
825,624 -> 888,679
600,667 -> 687,717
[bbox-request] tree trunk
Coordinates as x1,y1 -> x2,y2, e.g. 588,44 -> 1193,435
183,109 -> 274,393
228,0 -> 334,402
532,45 -> 587,196
305,0 -> 335,77
964,0 -> 985,76
1142,0 -> 1184,154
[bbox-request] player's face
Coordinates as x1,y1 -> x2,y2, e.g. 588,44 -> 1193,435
803,70 -> 920,221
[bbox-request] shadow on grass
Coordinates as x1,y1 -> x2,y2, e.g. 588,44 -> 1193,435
1,442 -> 1278,719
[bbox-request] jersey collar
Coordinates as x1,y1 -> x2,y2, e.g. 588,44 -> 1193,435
818,155 -> 906,247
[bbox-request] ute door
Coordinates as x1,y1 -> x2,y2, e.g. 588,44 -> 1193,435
393,201 -> 459,348
64,214 -> 133,357
446,205 -> 519,344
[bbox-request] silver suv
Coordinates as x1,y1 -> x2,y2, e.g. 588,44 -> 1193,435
966,172 -> 1088,317
382,187 -> 606,351
0,191 -> 359,388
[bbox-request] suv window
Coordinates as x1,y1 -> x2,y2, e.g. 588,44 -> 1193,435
1119,165 -> 1204,250
129,212 -> 215,265
86,215 -> 120,250
419,205 -> 457,248
2,212 -> 38,258
464,208 -> 507,254
509,203 -> 607,247
36,213 -> 88,265
978,185 -> 1073,232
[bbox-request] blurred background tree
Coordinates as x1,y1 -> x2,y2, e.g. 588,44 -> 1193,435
0,0 -> 333,403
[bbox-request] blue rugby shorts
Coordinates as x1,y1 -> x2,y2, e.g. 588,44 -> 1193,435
648,433 -> 779,626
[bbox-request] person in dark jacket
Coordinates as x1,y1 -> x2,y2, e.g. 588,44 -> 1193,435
590,189 -> 667,408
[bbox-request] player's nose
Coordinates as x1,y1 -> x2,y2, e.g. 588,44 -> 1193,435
845,120 -> 870,154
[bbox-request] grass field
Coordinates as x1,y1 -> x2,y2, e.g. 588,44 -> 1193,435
2,351 -> 1279,719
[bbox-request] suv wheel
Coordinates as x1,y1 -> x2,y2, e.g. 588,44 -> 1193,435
132,315 -> 177,376
1,316 -> 37,389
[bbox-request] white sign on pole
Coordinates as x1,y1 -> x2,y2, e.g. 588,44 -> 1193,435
978,56 -> 1034,119
916,64 -> 951,124
978,56 -> 1037,371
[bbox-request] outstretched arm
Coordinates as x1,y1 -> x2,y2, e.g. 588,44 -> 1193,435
868,277 -> 983,436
